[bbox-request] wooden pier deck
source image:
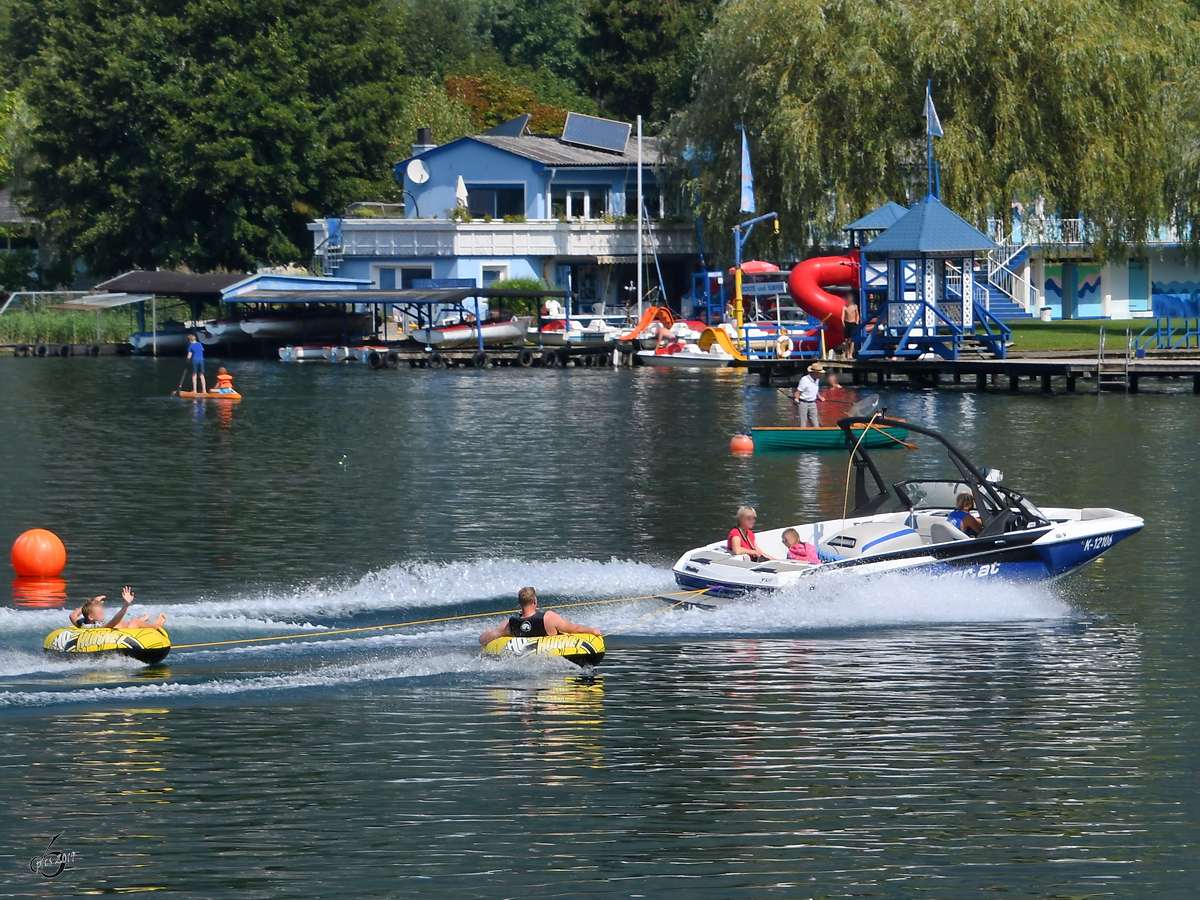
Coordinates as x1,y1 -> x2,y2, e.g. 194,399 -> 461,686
747,353 -> 1200,393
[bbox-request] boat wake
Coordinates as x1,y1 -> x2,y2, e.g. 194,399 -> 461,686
0,557 -> 1075,710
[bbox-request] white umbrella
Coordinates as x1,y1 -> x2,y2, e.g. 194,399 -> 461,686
455,175 -> 468,209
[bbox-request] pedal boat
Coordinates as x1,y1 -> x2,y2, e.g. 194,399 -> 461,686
672,416 -> 1143,594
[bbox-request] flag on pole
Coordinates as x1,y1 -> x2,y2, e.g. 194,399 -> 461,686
739,129 -> 756,214
924,85 -> 944,138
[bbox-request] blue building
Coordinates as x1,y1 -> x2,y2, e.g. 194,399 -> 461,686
309,114 -> 700,315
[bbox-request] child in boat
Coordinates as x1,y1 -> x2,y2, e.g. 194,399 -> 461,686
782,528 -> 819,564
214,367 -> 235,394
70,586 -> 166,629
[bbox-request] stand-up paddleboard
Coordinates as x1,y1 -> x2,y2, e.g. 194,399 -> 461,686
482,633 -> 605,668
43,627 -> 171,665
175,391 -> 242,400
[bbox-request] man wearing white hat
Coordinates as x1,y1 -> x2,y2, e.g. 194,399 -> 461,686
792,362 -> 825,427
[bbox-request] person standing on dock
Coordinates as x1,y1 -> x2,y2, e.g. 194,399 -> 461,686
187,334 -> 207,395
793,362 -> 825,427
840,298 -> 861,359
478,587 -> 602,646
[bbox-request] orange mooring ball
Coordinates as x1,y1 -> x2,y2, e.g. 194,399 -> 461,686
730,433 -> 754,455
11,528 -> 67,577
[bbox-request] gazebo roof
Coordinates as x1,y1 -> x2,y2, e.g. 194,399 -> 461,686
843,201 -> 907,232
863,196 -> 997,255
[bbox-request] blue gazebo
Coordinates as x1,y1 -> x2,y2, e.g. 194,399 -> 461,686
858,196 -> 1009,360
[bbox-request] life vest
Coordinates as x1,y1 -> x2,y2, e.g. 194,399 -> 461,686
509,610 -> 548,637
216,373 -> 234,390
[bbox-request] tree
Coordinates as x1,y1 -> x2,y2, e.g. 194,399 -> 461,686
6,0 -> 408,275
484,0 -> 585,83
581,0 -> 717,126
671,0 -> 1199,259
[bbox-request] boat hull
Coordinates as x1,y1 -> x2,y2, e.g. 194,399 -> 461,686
672,510 -> 1144,594
44,626 -> 171,665
636,349 -> 732,368
752,425 -> 909,450
412,318 -> 531,349
482,633 -> 605,668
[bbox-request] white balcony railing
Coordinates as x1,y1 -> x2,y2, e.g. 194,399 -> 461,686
308,219 -> 699,262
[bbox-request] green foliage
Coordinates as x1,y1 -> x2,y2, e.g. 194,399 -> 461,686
0,296 -> 150,344
672,0 -> 1199,260
1007,321 -> 1132,352
485,0 -> 584,82
7,0 -> 408,275
0,88 -> 19,185
396,0 -> 490,79
489,276 -> 552,316
581,0 -> 717,125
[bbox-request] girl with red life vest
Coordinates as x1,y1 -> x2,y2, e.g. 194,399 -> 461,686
728,506 -> 774,561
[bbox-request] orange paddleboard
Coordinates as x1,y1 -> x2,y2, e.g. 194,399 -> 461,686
175,391 -> 242,400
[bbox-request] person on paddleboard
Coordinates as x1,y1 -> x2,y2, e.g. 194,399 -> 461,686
478,587 -> 601,645
70,586 -> 166,630
214,367 -> 236,394
187,334 -> 207,395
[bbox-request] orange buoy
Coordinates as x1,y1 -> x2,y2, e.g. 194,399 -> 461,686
730,433 -> 754,455
11,528 -> 67,577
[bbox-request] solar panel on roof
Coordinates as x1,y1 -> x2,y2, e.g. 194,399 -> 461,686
561,113 -> 631,154
485,114 -> 531,137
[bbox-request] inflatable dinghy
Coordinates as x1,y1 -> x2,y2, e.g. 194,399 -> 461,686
482,633 -> 605,668
175,390 -> 241,400
44,627 -> 171,665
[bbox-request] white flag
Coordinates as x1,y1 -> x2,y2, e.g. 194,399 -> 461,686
924,85 -> 944,138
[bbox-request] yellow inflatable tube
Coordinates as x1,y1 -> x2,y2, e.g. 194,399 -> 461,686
44,627 -> 171,665
482,633 -> 605,668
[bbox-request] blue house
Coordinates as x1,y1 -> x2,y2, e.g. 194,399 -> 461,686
308,114 -> 700,315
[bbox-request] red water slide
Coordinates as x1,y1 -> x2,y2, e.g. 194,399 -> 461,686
786,251 -> 860,350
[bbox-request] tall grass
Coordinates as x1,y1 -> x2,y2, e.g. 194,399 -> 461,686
0,296 -> 192,344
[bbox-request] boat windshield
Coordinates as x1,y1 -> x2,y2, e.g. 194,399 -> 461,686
892,479 -> 1050,527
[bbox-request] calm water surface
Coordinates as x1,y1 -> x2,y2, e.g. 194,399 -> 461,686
1,357 -> 1197,897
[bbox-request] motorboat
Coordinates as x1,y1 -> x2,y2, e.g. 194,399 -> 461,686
128,322 -> 192,354
411,315 -> 532,349
240,311 -> 371,340
535,317 -> 620,348
672,416 -> 1143,593
636,344 -> 735,368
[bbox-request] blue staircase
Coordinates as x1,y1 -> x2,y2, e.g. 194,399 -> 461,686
977,283 -> 1032,320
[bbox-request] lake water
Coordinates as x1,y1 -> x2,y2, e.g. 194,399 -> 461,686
1,357 -> 1197,897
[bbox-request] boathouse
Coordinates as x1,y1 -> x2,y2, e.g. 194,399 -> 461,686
308,114 -> 699,315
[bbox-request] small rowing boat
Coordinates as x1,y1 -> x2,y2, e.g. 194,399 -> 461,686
175,390 -> 242,400
481,633 -> 605,668
752,423 -> 909,451
44,626 -> 171,665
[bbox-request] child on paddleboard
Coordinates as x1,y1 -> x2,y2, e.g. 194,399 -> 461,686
70,586 -> 166,630
214,367 -> 236,394
782,528 -> 819,565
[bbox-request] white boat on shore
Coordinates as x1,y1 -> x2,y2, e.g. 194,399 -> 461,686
128,322 -> 192,354
278,345 -> 331,362
636,345 -> 734,368
240,311 -> 372,340
411,316 -> 531,349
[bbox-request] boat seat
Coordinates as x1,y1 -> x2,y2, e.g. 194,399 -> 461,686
930,522 -> 971,544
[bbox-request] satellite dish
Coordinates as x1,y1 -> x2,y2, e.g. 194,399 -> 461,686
849,394 -> 880,417
406,159 -> 430,185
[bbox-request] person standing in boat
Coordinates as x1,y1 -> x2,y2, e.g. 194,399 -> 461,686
478,587 -> 602,646
187,334 -> 207,395
728,506 -> 774,561
792,362 -> 825,427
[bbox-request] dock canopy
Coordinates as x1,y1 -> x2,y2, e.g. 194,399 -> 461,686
863,196 -> 997,256
228,287 -> 569,305
95,271 -> 245,303
48,292 -> 155,310
843,201 -> 908,233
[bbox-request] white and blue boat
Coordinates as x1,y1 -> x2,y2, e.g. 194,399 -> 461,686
672,416 -> 1143,594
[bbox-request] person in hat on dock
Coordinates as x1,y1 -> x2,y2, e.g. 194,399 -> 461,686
793,362 -> 825,427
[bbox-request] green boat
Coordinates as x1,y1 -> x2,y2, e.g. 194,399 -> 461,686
751,423 -> 911,451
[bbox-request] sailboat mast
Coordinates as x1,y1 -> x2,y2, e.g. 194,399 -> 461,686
636,115 -> 644,319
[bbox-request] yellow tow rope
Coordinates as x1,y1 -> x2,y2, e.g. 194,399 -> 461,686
172,588 -> 710,650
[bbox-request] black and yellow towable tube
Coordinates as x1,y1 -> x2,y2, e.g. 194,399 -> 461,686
44,627 -> 171,665
481,633 -> 605,668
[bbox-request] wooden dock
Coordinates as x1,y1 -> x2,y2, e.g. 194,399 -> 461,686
746,353 -> 1200,393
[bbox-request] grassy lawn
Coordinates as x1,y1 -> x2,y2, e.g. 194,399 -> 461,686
1007,320 -> 1145,352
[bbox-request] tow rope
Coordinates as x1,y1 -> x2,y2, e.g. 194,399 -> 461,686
172,588 -> 709,650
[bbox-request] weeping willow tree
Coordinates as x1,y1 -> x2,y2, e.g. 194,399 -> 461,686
670,0 -> 1200,260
